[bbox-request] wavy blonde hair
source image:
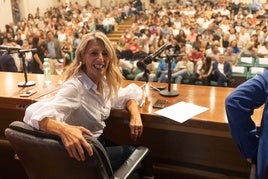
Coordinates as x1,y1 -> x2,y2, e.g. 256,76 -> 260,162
62,31 -> 124,98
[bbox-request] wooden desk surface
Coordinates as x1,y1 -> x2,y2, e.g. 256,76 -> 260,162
106,81 -> 263,178
0,74 -> 262,178
119,80 -> 263,126
0,72 -> 60,110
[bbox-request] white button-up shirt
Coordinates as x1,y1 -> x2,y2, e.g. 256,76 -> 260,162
23,71 -> 143,138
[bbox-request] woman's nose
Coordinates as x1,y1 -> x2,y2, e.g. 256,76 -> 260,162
97,53 -> 104,61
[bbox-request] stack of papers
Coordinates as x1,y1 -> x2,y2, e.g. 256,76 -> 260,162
154,101 -> 208,123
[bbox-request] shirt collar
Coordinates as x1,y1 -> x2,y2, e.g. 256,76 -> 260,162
77,71 -> 97,91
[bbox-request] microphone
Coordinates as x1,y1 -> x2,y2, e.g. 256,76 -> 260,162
137,60 -> 147,71
143,42 -> 172,64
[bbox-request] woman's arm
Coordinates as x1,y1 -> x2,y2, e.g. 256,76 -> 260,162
126,99 -> 143,141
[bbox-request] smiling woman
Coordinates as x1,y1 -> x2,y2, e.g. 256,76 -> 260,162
22,30 -> 154,178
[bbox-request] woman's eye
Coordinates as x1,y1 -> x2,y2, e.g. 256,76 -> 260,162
89,51 -> 99,57
102,52 -> 108,57
88,51 -> 109,58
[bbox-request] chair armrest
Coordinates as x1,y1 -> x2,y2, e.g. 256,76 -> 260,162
7,121 -> 61,141
113,146 -> 149,179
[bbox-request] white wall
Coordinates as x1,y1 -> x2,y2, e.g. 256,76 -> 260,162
0,0 -> 13,32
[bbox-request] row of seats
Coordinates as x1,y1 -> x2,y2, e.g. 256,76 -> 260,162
121,57 -> 268,87
232,57 -> 268,79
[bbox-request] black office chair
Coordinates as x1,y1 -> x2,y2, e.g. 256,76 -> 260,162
5,121 -> 149,179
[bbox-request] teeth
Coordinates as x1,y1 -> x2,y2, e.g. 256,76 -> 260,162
94,64 -> 104,69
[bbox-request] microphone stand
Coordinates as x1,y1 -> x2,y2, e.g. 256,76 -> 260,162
160,54 -> 179,97
17,49 -> 36,87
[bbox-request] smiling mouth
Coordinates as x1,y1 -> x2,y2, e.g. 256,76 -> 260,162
93,64 -> 105,70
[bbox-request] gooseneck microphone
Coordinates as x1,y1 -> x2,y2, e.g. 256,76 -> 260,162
143,42 -> 172,64
137,42 -> 172,72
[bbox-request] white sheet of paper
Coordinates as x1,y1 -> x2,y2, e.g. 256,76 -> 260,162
154,101 -> 209,123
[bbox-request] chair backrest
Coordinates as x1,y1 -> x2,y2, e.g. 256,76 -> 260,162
231,66 -> 248,77
255,57 -> 268,68
5,121 -> 114,179
238,57 -> 255,67
248,67 -> 265,78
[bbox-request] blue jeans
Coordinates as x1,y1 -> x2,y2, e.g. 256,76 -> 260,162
98,135 -> 135,171
98,135 -> 154,177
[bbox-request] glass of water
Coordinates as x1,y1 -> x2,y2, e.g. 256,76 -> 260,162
55,59 -> 64,84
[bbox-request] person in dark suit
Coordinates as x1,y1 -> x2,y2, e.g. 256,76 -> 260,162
211,54 -> 232,86
225,70 -> 268,179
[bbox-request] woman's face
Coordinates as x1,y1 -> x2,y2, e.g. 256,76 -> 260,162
82,40 -> 109,83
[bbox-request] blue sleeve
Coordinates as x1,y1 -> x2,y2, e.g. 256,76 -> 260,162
225,70 -> 268,160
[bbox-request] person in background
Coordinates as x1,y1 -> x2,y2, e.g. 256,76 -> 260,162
225,70 -> 268,179
211,53 -> 232,86
257,41 -> 268,58
189,56 -> 213,85
31,36 -> 46,74
134,62 -> 157,82
240,41 -> 258,58
157,57 -> 176,83
224,46 -> 238,66
23,31 -> 153,178
45,30 -> 63,74
171,54 -> 194,84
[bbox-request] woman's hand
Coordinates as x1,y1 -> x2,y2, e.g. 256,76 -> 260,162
59,124 -> 94,161
129,114 -> 143,141
39,118 -> 93,161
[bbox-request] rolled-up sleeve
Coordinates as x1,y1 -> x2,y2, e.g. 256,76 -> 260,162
112,83 -> 143,109
23,82 -> 81,129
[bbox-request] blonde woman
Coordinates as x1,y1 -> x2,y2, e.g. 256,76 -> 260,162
23,31 -> 153,177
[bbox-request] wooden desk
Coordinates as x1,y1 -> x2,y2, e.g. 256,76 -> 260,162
0,74 -> 263,178
104,81 -> 263,178
0,72 -> 60,138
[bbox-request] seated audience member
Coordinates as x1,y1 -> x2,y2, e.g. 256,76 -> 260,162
205,42 -> 222,61
189,46 -> 204,64
171,54 -> 194,84
230,39 -> 240,54
31,36 -> 46,74
225,70 -> 268,179
61,41 -> 73,66
23,31 -> 154,178
126,37 -> 142,60
157,57 -> 176,83
189,56 -> 213,85
0,51 -> 18,72
257,41 -> 268,58
211,54 -> 232,86
240,41 -> 257,58
135,62 -> 157,82
224,46 -> 238,66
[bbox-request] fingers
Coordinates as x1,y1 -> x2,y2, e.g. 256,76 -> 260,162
130,125 -> 143,141
81,127 -> 93,136
63,137 -> 93,161
61,127 -> 94,161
